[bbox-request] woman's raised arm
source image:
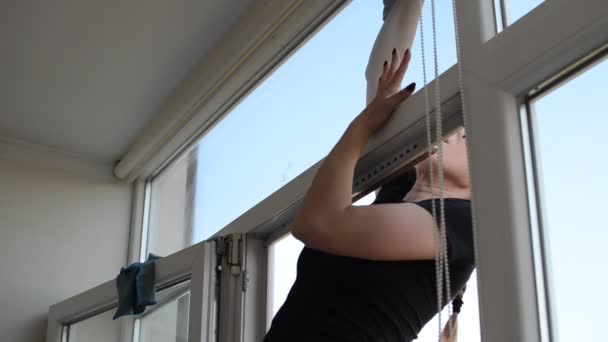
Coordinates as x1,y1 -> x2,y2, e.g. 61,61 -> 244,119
292,50 -> 436,261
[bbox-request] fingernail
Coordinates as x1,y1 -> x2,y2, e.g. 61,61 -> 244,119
406,82 -> 416,92
392,48 -> 397,55
384,60 -> 387,66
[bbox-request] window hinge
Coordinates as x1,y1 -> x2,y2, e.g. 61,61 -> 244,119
215,233 -> 243,277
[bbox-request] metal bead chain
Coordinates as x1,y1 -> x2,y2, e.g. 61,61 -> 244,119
417,1 -> 443,338
431,0 -> 453,339
451,0 -> 483,337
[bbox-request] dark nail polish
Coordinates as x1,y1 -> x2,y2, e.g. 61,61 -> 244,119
392,48 -> 396,55
384,61 -> 387,66
406,82 -> 416,92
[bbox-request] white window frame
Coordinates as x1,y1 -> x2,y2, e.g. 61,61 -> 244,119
217,1 -> 608,341
521,47 -> 608,342
455,1 -> 607,340
45,242 -> 217,342
46,1 -> 353,341
46,1 -> 608,341
214,65 -> 466,341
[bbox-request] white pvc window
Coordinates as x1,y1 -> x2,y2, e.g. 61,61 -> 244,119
504,0 -> 544,26
528,54 -> 608,341
67,310 -> 120,342
147,150 -> 197,257
47,242 -> 216,342
65,277 -> 195,342
137,281 -> 191,342
495,0 -> 544,31
145,0 -> 458,257
139,295 -> 190,342
267,233 -> 303,320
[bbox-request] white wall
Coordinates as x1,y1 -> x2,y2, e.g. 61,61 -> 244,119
0,140 -> 132,342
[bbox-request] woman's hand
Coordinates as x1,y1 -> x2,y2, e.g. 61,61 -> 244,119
356,48 -> 416,135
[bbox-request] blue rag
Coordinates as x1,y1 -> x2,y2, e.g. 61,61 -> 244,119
113,254 -> 161,319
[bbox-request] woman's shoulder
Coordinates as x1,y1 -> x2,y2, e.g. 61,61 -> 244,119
409,198 -> 474,263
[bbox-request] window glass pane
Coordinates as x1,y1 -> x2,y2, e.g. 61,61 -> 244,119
191,1 -> 456,245
138,282 -> 191,342
503,0 -> 544,27
268,233 -> 304,320
68,309 -> 120,342
148,150 -> 197,257
530,56 -> 608,341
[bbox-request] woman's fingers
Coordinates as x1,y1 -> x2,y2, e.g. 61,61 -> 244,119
388,48 -> 400,77
393,49 -> 411,85
387,82 -> 416,108
378,48 -> 411,94
377,48 -> 413,100
379,60 -> 389,84
363,81 -> 416,134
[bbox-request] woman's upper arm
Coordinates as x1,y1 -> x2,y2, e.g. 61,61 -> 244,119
292,202 -> 437,261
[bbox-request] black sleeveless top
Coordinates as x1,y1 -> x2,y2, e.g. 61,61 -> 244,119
263,171 -> 476,342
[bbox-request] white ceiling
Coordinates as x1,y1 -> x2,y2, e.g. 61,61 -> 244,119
0,0 -> 254,163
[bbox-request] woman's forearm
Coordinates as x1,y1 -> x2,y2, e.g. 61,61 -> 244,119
292,45 -> 415,241
293,118 -> 371,231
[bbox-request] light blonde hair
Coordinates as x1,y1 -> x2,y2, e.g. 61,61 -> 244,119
441,288 -> 465,342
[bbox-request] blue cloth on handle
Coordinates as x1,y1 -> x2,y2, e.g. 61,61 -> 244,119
113,254 -> 161,319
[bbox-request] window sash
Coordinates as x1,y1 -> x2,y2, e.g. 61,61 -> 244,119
523,48 -> 608,342
45,242 -> 216,342
455,0 -> 608,341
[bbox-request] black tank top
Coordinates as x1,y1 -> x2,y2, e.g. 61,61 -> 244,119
263,198 -> 475,342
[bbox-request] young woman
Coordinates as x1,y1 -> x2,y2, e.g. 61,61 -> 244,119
263,2 -> 475,341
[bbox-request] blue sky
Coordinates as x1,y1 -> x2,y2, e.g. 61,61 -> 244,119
186,1 -> 606,340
